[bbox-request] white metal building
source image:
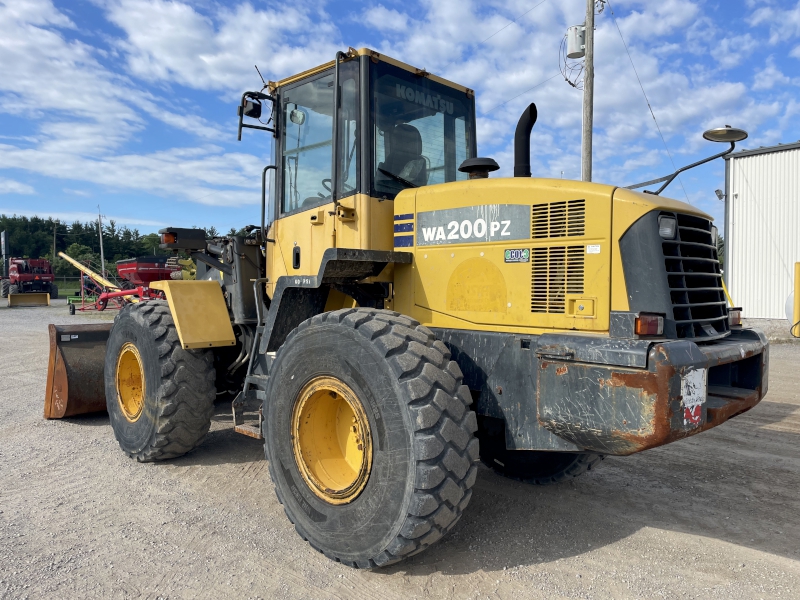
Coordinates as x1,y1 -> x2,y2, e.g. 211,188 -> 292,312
725,141 -> 800,319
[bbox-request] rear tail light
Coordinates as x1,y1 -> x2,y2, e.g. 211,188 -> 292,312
728,308 -> 743,327
161,232 -> 177,244
635,314 -> 664,336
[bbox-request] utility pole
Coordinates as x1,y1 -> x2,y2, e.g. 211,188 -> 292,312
52,223 -> 56,262
97,206 -> 106,277
581,0 -> 595,182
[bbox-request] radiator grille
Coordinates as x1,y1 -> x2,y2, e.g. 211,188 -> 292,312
531,199 -> 585,239
531,246 -> 585,313
662,213 -> 729,339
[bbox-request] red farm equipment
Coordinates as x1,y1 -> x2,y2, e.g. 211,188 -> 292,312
1,258 -> 57,307
60,252 -> 180,314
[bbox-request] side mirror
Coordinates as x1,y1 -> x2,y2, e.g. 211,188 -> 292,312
289,109 -> 306,125
237,91 -> 276,141
242,100 -> 262,119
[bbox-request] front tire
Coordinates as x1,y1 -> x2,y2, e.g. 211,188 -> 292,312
49,284 -> 58,299
105,301 -> 216,461
265,308 -> 479,568
0,280 -> 8,298
9,284 -> 19,295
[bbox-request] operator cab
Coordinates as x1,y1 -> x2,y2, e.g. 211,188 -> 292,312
241,49 -> 477,219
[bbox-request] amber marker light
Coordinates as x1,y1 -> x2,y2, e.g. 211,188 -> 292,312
635,314 -> 664,336
161,232 -> 177,244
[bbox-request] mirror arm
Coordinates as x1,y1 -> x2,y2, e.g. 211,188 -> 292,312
628,142 -> 736,195
238,91 -> 277,141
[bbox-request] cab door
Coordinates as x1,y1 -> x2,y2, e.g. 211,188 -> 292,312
272,59 -> 361,278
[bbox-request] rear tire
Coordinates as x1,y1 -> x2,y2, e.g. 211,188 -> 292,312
49,284 -> 59,299
105,300 -> 216,461
0,280 -> 8,298
478,417 -> 603,485
9,284 -> 19,295
68,303 -> 76,315
265,308 -> 479,568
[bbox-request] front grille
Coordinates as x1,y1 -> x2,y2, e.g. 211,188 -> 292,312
531,246 -> 585,313
662,213 -> 729,339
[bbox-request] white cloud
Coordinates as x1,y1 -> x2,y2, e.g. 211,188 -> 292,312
748,1 -> 800,43
0,207 -> 165,227
0,1 -> 258,206
0,143 -> 262,206
753,56 -> 792,90
715,34 -> 759,69
103,0 -> 342,92
0,177 -> 35,195
363,6 -> 410,33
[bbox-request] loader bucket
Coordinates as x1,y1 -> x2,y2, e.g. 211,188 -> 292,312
8,293 -> 50,307
44,323 -> 113,419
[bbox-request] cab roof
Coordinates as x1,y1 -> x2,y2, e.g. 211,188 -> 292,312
268,47 -> 473,97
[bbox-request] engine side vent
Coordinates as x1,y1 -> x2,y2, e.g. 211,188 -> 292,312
531,246 -> 585,313
531,199 -> 586,239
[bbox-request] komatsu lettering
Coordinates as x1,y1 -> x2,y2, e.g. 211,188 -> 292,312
396,85 -> 454,115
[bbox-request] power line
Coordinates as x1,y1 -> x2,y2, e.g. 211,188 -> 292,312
441,0 -> 550,71
485,73 -> 561,113
605,0 -> 690,202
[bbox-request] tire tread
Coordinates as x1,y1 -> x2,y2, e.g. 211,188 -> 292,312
265,308 -> 479,568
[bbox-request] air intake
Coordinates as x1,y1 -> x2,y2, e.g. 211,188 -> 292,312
531,200 -> 586,239
531,246 -> 585,313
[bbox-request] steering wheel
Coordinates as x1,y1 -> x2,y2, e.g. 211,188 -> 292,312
319,178 -> 355,198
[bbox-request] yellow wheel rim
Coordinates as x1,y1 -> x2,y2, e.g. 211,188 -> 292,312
116,342 -> 145,423
291,376 -> 373,505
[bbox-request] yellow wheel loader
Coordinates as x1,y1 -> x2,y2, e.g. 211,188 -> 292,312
45,48 -> 769,568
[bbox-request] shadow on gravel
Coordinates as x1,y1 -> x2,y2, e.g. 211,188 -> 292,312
61,413 -> 109,426
172,427 -> 264,467
383,400 -> 800,576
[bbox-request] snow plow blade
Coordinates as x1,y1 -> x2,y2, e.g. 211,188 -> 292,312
44,323 -> 113,419
8,293 -> 50,307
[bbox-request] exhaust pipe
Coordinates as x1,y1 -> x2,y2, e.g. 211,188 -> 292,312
514,103 -> 538,177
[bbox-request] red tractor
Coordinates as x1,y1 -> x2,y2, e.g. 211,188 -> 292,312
0,258 -> 58,299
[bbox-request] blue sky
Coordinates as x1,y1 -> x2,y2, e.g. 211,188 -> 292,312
1,0 -> 799,235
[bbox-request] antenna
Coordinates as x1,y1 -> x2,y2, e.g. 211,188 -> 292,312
255,65 -> 267,89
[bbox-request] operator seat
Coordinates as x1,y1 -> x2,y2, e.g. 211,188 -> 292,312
379,124 -> 428,187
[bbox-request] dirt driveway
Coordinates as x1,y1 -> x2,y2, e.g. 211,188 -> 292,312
2,301 -> 799,599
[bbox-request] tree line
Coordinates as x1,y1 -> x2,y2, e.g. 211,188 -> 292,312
1,214 -> 225,278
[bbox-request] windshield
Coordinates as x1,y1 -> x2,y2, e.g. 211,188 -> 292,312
371,63 -> 475,198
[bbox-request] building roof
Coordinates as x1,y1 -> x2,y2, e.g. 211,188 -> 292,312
725,140 -> 800,160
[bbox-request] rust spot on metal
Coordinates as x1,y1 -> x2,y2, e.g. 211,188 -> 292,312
556,366 -> 568,376
234,424 -> 264,440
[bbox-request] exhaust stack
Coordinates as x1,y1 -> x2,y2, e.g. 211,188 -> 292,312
514,103 -> 538,177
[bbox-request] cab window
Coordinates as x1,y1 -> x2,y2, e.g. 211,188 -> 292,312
371,63 -> 475,199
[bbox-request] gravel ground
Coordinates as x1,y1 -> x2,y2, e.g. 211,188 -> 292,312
1,300 -> 799,599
